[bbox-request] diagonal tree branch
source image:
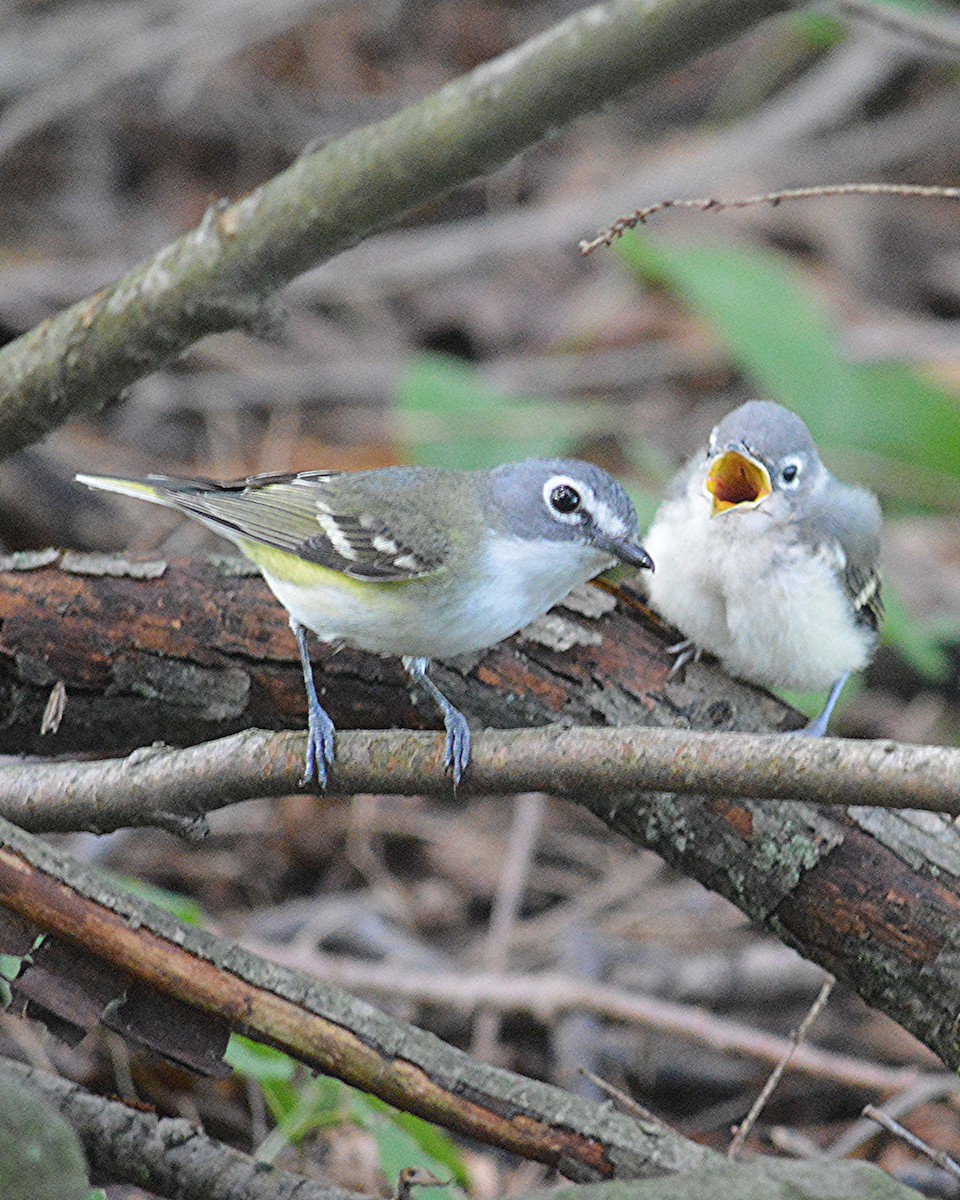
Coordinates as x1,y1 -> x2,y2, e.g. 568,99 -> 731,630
0,817 -> 712,1183
3,725 -> 960,835
0,0 -> 798,458
240,948 -> 947,1095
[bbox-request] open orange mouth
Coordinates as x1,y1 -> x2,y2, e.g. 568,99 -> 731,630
705,449 -> 772,517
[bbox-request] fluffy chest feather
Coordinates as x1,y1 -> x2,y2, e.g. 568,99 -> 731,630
644,492 -> 873,691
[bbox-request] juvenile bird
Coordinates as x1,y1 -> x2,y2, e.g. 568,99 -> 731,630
642,401 -> 881,735
77,460 -> 652,785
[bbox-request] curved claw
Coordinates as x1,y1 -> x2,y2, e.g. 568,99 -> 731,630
300,703 -> 336,789
443,711 -> 472,789
666,637 -> 702,681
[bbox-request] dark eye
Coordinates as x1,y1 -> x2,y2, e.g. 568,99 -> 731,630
549,483 -> 582,514
782,463 -> 799,483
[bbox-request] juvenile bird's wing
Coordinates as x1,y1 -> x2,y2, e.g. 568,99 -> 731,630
77,471 -> 453,581
803,482 -> 883,632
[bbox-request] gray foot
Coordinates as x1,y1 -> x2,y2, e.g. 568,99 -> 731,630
786,674 -> 848,740
404,656 -> 472,788
303,698 -> 337,788
667,637 -> 702,681
442,708 -> 471,788
292,619 -> 337,788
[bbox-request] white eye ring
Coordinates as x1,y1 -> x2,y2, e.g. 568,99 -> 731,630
543,475 -> 587,523
780,457 -> 802,487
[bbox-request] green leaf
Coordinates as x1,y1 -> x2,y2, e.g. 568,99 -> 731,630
107,875 -> 206,926
226,1035 -> 313,1138
617,236 -> 960,508
255,1074 -> 345,1163
353,1092 -> 471,1189
350,1091 -> 469,1198
396,353 -> 589,470
225,1035 -> 296,1084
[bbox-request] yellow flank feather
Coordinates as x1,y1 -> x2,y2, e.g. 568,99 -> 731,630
238,539 -> 385,591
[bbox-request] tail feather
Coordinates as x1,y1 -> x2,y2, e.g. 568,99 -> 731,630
75,473 -> 253,550
75,474 -> 174,507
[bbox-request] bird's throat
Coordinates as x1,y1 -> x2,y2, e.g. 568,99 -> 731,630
705,450 -> 772,517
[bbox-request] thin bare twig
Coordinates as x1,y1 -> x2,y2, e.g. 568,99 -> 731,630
579,1069 -> 671,1127
837,0 -> 960,60
727,978 -> 834,1158
579,183 -> 960,254
863,1104 -> 960,1183
825,1077 -> 960,1161
3,725 -> 960,836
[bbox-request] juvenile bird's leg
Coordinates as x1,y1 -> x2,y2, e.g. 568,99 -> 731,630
790,673 -> 849,739
403,656 -> 471,787
291,619 -> 337,788
666,637 -> 702,681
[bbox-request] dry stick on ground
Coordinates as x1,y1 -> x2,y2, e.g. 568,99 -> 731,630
727,978 -> 835,1159
2,555 -> 960,1070
578,183 -> 960,254
825,1076 -> 960,1161
242,948 -> 939,1097
0,817 -> 713,1183
471,793 -> 547,1063
0,1057 -> 362,1200
0,0 -> 800,458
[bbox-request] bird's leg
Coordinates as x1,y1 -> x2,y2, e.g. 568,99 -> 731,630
291,619 -> 337,788
666,637 -> 702,681
789,673 -> 849,739
403,656 -> 471,787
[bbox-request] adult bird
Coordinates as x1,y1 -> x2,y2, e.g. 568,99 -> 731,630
78,459 -> 652,784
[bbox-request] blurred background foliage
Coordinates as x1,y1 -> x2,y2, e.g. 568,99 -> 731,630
3,0 -> 960,1193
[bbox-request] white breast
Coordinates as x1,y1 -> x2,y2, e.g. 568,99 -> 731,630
261,535 -> 614,661
644,491 -> 873,692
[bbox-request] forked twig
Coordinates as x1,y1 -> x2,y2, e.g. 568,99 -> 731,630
579,183 -> 960,255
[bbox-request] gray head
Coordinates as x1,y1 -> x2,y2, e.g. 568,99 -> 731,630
701,401 -> 825,516
709,400 -> 822,489
488,458 -> 652,569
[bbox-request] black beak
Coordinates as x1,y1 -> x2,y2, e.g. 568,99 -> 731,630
592,531 -> 654,571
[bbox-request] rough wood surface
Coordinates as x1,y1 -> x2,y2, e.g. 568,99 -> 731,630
0,553 -> 791,754
3,554 -> 959,1069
